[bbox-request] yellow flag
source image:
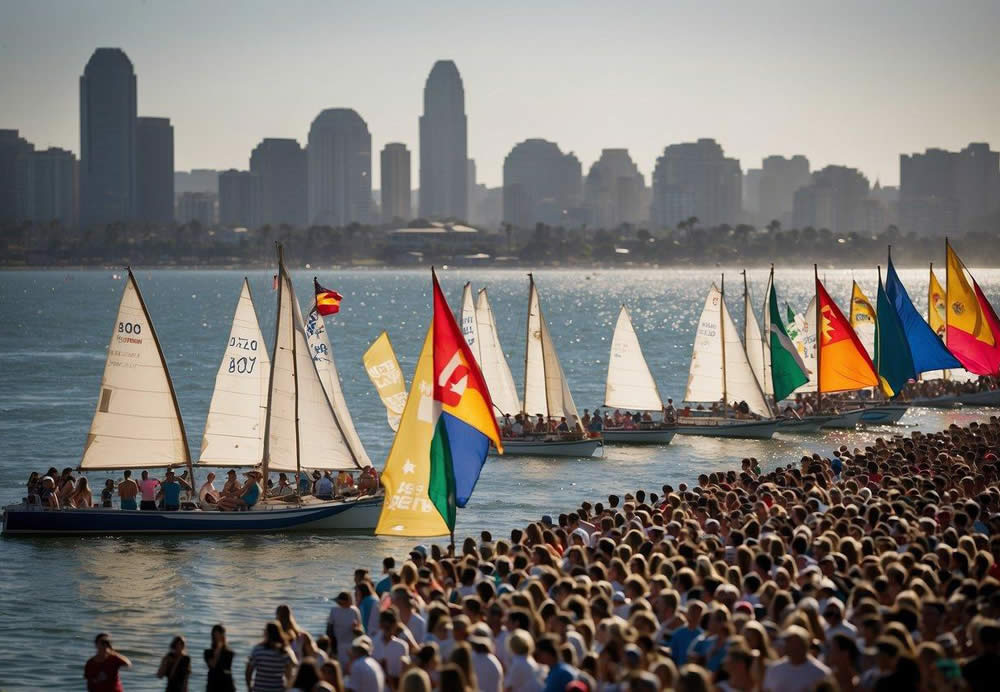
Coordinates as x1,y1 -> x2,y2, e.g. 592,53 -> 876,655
363,332 -> 407,432
928,266 -> 947,338
946,242 -> 994,346
375,328 -> 450,537
849,282 -> 876,328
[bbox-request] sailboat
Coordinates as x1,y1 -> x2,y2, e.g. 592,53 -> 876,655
676,277 -> 778,439
499,275 -> 602,457
3,263 -> 382,535
602,305 -> 676,444
472,288 -> 521,418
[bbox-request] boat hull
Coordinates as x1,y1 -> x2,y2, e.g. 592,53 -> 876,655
491,438 -> 603,457
674,419 -> 777,439
820,409 -> 867,429
909,395 -> 958,409
956,390 -> 1000,407
859,405 -> 908,425
776,416 -> 835,433
1,495 -> 384,536
601,428 -> 676,445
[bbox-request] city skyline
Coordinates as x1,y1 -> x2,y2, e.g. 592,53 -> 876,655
3,1 -> 999,189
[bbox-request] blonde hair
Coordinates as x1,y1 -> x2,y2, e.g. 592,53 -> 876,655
399,668 -> 432,692
507,628 -> 534,656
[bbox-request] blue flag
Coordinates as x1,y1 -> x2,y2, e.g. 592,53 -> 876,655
876,273 -> 916,397
885,257 -> 961,374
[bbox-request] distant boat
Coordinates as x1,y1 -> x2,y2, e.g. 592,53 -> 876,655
494,275 -> 602,458
461,285 -> 521,417
676,278 -> 778,440
602,305 -> 675,445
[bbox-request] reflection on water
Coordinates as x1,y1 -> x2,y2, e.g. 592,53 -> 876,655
0,268 -> 997,689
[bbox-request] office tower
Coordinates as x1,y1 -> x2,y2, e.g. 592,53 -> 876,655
23,148 -> 78,227
80,47 -> 137,228
0,129 -> 34,224
218,169 -> 260,228
380,143 -> 411,223
584,149 -> 645,228
307,108 -> 372,226
250,138 -> 307,227
419,60 -> 468,220
136,117 -> 174,225
758,155 -> 810,228
650,138 -> 741,228
176,192 -> 216,226
502,138 -> 582,228
792,165 -> 870,234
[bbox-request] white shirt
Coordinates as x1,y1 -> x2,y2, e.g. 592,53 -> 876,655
328,605 -> 362,663
566,630 -> 587,662
401,612 -> 426,644
825,620 -> 858,643
348,655 -> 385,692
504,653 -> 544,692
372,634 -> 408,678
763,656 -> 832,692
473,651 -> 504,692
494,629 -> 511,670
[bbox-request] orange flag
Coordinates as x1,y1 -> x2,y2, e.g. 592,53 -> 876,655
946,241 -> 1000,375
815,272 -> 879,393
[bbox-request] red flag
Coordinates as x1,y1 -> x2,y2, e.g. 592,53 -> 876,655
314,278 -> 342,316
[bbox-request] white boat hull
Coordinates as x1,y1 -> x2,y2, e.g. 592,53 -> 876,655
860,405 -> 908,425
909,395 -> 958,409
821,409 -> 867,429
492,438 -> 603,457
601,428 -> 677,444
956,390 -> 1000,407
776,416 -> 835,433
674,419 -> 777,439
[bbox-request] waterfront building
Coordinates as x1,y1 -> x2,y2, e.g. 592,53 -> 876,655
502,138 -> 582,228
380,143 -> 411,223
419,60 -> 468,221
650,138 -> 741,228
136,117 -> 174,225
250,138 -> 307,227
307,108 -> 372,227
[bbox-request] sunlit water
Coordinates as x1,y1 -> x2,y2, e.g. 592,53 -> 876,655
0,266 -> 997,689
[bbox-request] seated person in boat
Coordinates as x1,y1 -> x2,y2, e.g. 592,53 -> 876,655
118,470 -> 139,510
358,466 -> 379,495
156,470 -> 183,511
511,415 -> 524,437
315,471 -> 334,499
101,479 -> 114,508
335,470 -> 356,496
221,469 -> 241,498
70,477 -> 94,508
663,398 -> 676,420
299,471 -> 314,496
533,414 -> 546,434
588,412 -> 603,433
556,417 -> 569,432
500,416 -> 513,438
641,411 -> 653,423
680,405 -> 692,417
177,470 -> 194,502
571,415 -> 584,433
199,472 -> 220,508
38,476 -> 59,508
709,402 -> 720,415
58,473 -> 77,504
216,471 -> 261,511
269,473 -> 294,498
581,409 -> 591,428
603,412 -> 613,428
622,415 -> 636,431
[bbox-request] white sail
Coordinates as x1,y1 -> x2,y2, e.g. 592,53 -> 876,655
792,297 -> 818,393
199,279 -> 270,466
761,271 -> 774,397
265,268 -> 362,473
460,283 -> 481,364
684,283 -> 771,418
304,305 -> 373,467
522,277 -> 580,425
81,270 -> 190,470
604,305 -> 663,411
475,289 -> 521,416
744,282 -> 771,396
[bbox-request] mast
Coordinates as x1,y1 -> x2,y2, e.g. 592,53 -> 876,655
814,264 -> 822,414
523,273 -> 533,417
720,274 -> 728,415
877,265 -> 886,402
260,245 -> 282,489
742,270 -> 749,343
290,262 -> 303,499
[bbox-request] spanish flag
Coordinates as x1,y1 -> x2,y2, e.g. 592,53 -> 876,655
946,241 -> 1000,375
816,271 -> 879,393
313,278 -> 342,316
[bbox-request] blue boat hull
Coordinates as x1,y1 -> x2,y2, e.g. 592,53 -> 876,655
1,496 -> 384,536
860,405 -> 908,425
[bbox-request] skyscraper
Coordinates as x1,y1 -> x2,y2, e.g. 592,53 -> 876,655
650,138 -> 742,228
0,129 -> 34,224
80,47 -> 137,228
250,138 -> 307,227
502,138 -> 582,228
792,165 -> 870,234
758,155 -> 810,228
584,149 -> 645,228
419,60 -> 468,221
380,143 -> 411,223
218,170 -> 260,228
307,108 -> 371,226
23,148 -> 78,228
136,117 -> 174,225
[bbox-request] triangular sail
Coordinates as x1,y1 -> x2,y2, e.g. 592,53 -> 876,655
792,297 -> 818,394
767,276 -> 809,402
460,283 -> 481,364
304,306 -> 372,467
761,270 -> 773,397
928,265 -> 947,339
816,273 -> 880,393
885,257 -> 961,374
199,279 -> 270,466
604,305 -> 663,411
523,276 -> 579,424
875,270 -> 916,397
945,242 -> 1000,375
743,275 -> 769,396
849,281 -> 876,358
475,289 -> 521,416
722,292 -> 772,418
81,270 -> 190,470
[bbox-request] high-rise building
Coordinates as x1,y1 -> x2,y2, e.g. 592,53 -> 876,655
0,129 -> 35,224
584,149 -> 645,228
792,165 -> 870,234
136,117 -> 174,225
23,148 -> 78,228
758,155 -> 810,228
250,138 -> 307,227
502,138 -> 582,228
218,170 -> 260,228
307,108 -> 371,227
650,138 -> 742,228
176,192 -> 216,226
419,60 -> 468,221
80,47 -> 137,228
380,143 -> 411,223
742,168 -> 762,222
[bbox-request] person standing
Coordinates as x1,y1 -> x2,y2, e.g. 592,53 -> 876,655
118,471 -> 139,510
156,636 -> 191,692
326,591 -> 362,667
139,471 -> 160,511
204,624 -> 235,692
157,471 -> 183,511
246,622 -> 296,692
84,633 -> 131,692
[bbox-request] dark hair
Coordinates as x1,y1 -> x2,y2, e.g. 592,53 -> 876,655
291,659 -> 321,690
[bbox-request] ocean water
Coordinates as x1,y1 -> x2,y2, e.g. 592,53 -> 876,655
0,266 -> 997,690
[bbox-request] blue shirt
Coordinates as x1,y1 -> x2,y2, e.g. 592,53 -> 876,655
543,662 -> 577,692
358,595 -> 378,634
689,633 -> 727,672
375,575 -> 392,597
162,481 -> 181,506
670,626 -> 703,665
243,482 -> 260,506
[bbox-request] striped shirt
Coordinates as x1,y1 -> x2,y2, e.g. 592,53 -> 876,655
249,644 -> 294,692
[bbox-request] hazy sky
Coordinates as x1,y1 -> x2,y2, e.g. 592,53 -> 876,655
3,0 -> 998,189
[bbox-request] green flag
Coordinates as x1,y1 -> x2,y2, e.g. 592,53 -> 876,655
769,285 -> 809,401
875,273 -> 916,398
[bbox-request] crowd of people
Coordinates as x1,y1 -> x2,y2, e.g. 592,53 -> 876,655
25,465 -> 381,512
83,416 -> 1000,691
903,376 -> 999,403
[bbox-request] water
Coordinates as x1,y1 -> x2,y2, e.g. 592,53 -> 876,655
0,266 -> 996,689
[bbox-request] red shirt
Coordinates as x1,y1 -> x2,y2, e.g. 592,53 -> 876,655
85,655 -> 124,692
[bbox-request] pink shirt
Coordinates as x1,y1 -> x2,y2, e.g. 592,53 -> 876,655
139,478 -> 160,501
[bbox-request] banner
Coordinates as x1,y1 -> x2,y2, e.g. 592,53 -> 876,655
362,332 -> 407,432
